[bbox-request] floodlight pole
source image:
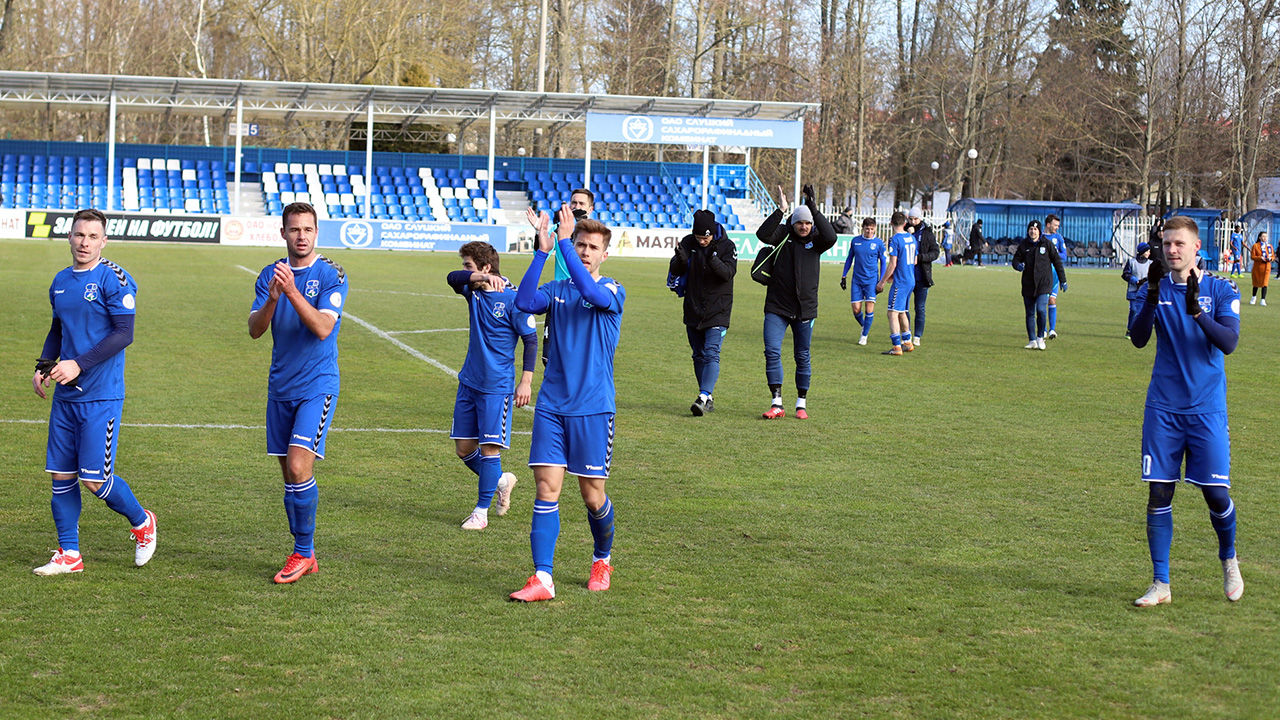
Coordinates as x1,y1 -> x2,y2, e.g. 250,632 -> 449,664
106,91 -> 117,212
701,145 -> 710,210
364,102 -> 374,220
584,140 -> 592,197
793,146 -> 802,208
487,107 -> 496,224
232,95 -> 243,215
537,0 -> 548,93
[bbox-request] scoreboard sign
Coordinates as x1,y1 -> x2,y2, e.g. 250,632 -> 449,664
26,211 -> 221,243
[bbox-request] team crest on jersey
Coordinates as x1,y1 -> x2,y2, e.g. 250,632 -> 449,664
305,279 -> 320,298
83,283 -> 99,301
492,301 -> 506,318
1198,296 -> 1213,315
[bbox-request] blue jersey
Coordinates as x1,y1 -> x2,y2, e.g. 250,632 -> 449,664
1146,273 -> 1240,414
842,236 -> 886,286
888,232 -> 917,286
1045,232 -> 1066,279
531,275 -> 625,416
1230,233 -> 1244,257
48,259 -> 137,402
252,256 -> 348,401
456,277 -> 536,395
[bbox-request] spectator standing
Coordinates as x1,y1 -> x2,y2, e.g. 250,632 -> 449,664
670,209 -> 737,416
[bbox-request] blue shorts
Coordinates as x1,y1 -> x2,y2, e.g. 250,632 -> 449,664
529,408 -> 615,479
45,399 -> 123,482
1141,407 -> 1230,487
888,281 -> 914,312
267,394 -> 337,458
850,280 -> 878,303
450,384 -> 514,448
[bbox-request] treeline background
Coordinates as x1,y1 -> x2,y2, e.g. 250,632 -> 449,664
0,0 -> 1276,212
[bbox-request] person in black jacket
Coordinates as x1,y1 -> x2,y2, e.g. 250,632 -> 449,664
670,209 -> 737,416
1012,219 -> 1067,350
755,184 -> 838,419
968,219 -> 985,265
906,208 -> 940,345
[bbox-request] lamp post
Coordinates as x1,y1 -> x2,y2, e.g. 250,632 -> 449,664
927,160 -> 939,212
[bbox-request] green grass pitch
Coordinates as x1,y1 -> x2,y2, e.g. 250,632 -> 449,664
1,237 -> 1277,719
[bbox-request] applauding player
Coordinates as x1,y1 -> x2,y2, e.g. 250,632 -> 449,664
840,217 -> 886,346
446,241 -> 537,530
1129,216 -> 1243,607
248,202 -> 348,584
509,206 -> 625,601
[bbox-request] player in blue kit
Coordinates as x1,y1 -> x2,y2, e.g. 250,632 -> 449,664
1229,224 -> 1244,278
878,211 -> 916,356
1129,215 -> 1243,607
840,217 -> 886,346
509,206 -> 624,602
1044,214 -> 1066,339
447,241 -> 537,530
31,209 -> 157,575
248,202 -> 348,584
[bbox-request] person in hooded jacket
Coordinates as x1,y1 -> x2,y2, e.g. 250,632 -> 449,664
1012,219 -> 1067,350
670,209 -> 737,416
754,185 -> 838,419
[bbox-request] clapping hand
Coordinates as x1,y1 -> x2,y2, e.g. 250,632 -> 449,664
525,207 -> 554,253
1184,268 -> 1202,316
776,185 -> 790,216
1146,255 -> 1167,304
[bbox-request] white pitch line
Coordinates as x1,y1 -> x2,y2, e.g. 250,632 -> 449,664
354,288 -> 460,299
0,418 -> 529,435
386,328 -> 468,335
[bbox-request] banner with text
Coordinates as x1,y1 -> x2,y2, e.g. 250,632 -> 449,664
317,219 -> 509,253
25,211 -> 221,243
221,216 -> 282,247
585,112 -> 804,150
0,209 -> 26,239
727,231 -> 851,264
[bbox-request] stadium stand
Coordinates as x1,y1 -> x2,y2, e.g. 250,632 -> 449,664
0,140 -> 761,230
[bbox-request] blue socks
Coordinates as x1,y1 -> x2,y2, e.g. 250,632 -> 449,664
460,449 -> 483,476
853,310 -> 863,328
1049,306 -> 1058,332
51,478 -> 82,552
1203,486 -> 1238,561
862,311 -> 874,337
284,477 -> 318,557
890,332 -> 901,347
477,455 -> 501,510
1146,505 -> 1173,583
90,474 -> 147,528
530,500 -> 560,576
587,496 -> 615,561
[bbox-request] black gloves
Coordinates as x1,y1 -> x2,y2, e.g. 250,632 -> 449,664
802,184 -> 815,205
1146,255 -> 1166,304
840,277 -> 847,291
35,358 -> 56,377
674,240 -> 690,262
1185,271 -> 1201,316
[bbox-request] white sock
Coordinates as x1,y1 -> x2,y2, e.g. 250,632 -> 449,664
536,570 -> 554,588
699,392 -> 710,401
772,394 -> 782,407
472,507 -> 489,518
63,549 -> 81,558
596,555 -> 611,565
796,397 -> 807,410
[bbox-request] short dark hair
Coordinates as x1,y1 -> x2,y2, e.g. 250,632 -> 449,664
459,241 -> 500,275
72,208 -> 108,233
861,217 -> 877,228
1163,215 -> 1199,237
282,202 -> 317,226
570,188 -> 595,205
891,210 -> 907,227
574,218 -> 612,248
1045,214 -> 1061,224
